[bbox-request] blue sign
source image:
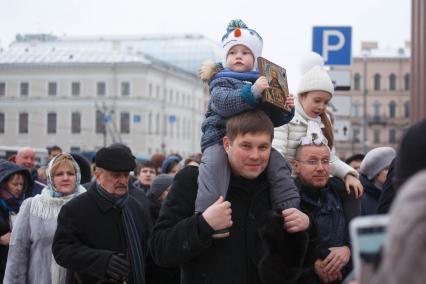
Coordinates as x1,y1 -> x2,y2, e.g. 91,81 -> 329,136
313,26 -> 352,65
168,115 -> 176,124
133,114 -> 141,123
103,113 -> 111,124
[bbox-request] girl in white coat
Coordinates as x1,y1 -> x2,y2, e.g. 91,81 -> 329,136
273,52 -> 363,220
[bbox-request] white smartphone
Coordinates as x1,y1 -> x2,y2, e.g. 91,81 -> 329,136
350,215 -> 389,283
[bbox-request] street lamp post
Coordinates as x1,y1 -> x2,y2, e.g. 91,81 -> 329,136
362,51 -> 369,154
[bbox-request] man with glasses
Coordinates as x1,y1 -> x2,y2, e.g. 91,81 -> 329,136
292,138 -> 354,284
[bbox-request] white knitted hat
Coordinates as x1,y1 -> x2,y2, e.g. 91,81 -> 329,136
297,52 -> 334,96
221,19 -> 263,70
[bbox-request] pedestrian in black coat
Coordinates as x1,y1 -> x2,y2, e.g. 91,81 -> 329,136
53,147 -> 151,283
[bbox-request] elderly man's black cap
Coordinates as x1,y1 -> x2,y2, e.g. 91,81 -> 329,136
95,147 -> 136,172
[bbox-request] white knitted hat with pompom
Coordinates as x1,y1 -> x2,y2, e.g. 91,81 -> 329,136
297,52 -> 334,96
221,19 -> 263,70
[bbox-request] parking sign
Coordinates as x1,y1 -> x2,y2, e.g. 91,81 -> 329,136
313,26 -> 352,65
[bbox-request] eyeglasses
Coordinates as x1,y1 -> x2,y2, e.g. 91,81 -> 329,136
296,159 -> 330,166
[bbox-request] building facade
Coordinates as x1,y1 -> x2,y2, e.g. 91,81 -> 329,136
333,42 -> 411,158
0,34 -> 223,158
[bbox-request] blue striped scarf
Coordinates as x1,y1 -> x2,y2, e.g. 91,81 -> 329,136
95,183 -> 145,284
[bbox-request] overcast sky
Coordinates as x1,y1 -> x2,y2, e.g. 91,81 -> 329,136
0,0 -> 410,90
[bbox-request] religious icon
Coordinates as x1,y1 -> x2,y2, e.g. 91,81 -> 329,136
258,57 -> 291,112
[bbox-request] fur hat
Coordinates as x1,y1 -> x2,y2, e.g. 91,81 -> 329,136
360,147 -> 396,180
95,146 -> 136,172
297,52 -> 334,96
150,174 -> 173,198
221,19 -> 263,69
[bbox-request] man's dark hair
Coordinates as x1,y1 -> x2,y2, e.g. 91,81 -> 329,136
345,153 -> 365,164
48,145 -> 62,155
136,160 -> 158,175
226,110 -> 274,142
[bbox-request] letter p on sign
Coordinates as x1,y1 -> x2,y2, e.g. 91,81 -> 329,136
313,26 -> 352,65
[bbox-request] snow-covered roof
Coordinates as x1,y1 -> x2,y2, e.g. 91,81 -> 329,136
353,47 -> 410,59
0,34 -> 223,74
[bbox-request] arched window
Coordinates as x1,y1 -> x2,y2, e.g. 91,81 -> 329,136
404,73 -> 410,90
148,112 -> 152,135
389,73 -> 396,91
354,73 -> 361,91
404,101 -> 410,118
373,101 -> 381,121
389,101 -> 397,118
374,73 -> 381,91
389,128 -> 397,144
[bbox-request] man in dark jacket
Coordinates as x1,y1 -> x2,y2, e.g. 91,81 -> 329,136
52,146 -> 151,283
150,110 -> 311,284
15,147 -> 45,197
292,141 -> 355,284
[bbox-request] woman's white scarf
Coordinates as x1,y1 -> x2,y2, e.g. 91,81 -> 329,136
30,169 -> 86,284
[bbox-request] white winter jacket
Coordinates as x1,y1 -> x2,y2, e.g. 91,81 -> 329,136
272,99 -> 357,179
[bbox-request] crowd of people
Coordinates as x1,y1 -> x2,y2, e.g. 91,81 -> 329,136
0,18 -> 424,284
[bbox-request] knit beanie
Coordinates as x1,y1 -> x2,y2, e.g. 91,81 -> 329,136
297,52 -> 334,96
221,19 -> 263,70
360,147 -> 396,180
395,118 -> 426,188
150,174 -> 173,198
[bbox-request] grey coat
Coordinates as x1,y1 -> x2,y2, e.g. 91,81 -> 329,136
3,187 -> 85,284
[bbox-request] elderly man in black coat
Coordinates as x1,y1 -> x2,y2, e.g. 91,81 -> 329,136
53,146 -> 151,283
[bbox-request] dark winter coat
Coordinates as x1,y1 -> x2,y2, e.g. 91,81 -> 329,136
201,75 -> 294,152
360,174 -> 382,215
150,166 -> 309,284
296,177 -> 352,284
52,182 -> 151,283
0,160 -> 32,281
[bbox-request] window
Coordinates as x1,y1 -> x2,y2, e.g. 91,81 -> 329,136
0,113 -> 4,134
353,128 -> 360,143
121,82 -> 130,96
0,82 -> 5,97
20,82 -> 29,96
373,101 -> 381,121
373,129 -> 381,144
47,112 -> 57,134
148,112 -> 152,135
19,113 -> 29,133
156,85 -> 160,99
120,112 -> 130,133
96,110 -> 106,133
48,82 -> 57,96
389,101 -> 396,118
404,73 -> 410,91
389,74 -> 396,91
155,113 -> 160,135
71,112 -> 81,134
374,73 -> 381,91
71,82 -> 81,96
389,129 -> 396,144
149,83 -> 153,97
404,101 -> 410,118
169,89 -> 173,102
353,73 -> 361,91
352,101 -> 362,117
97,82 -> 106,96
